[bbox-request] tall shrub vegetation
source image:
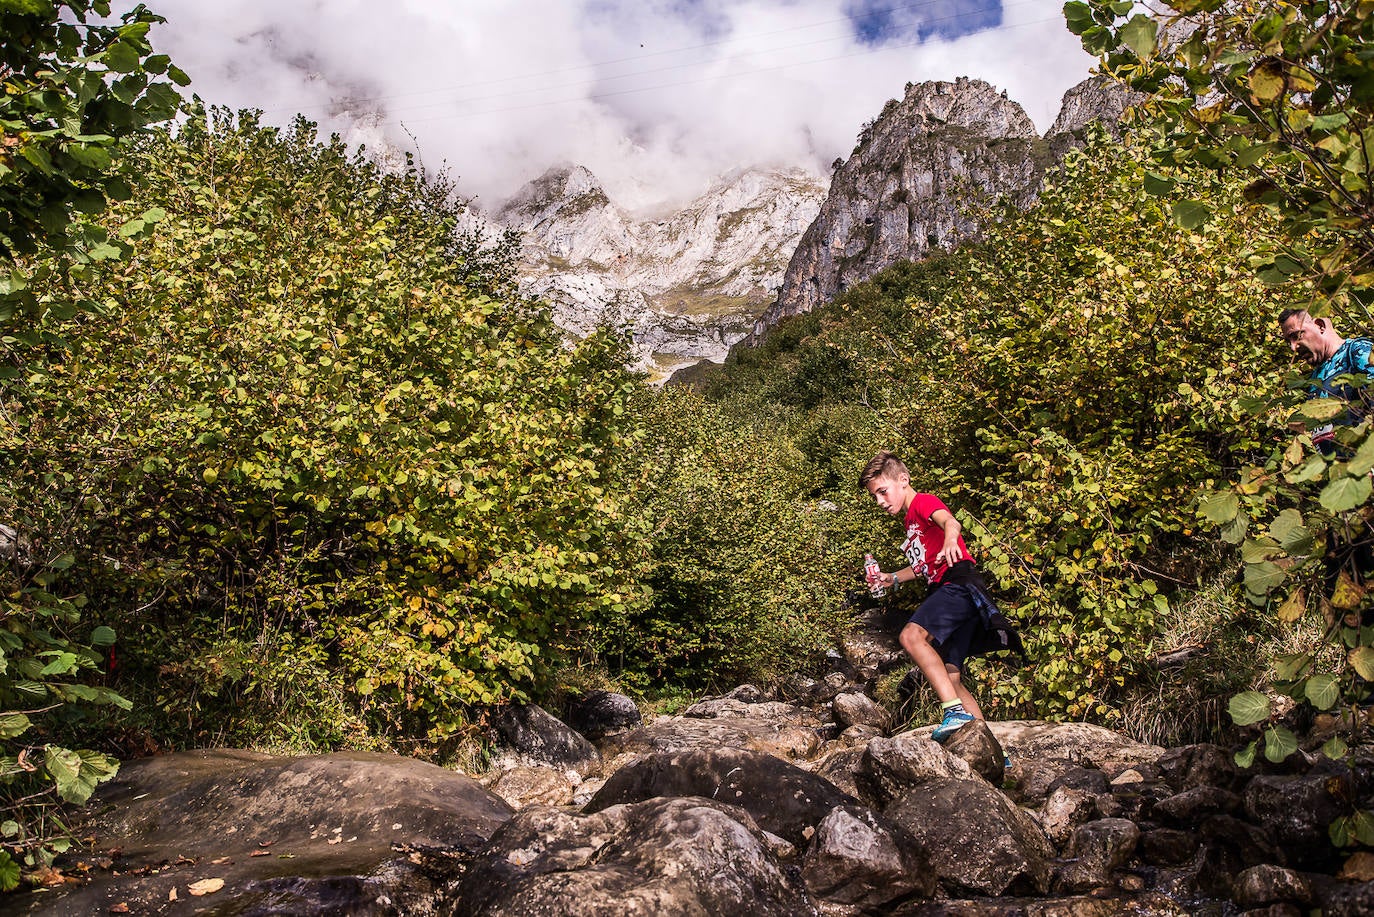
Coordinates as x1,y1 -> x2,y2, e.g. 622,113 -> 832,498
1069,0 -> 1374,831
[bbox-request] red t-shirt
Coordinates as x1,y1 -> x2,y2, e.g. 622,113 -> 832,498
901,493 -> 973,584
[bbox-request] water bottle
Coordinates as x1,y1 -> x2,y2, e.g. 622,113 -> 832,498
864,553 -> 886,597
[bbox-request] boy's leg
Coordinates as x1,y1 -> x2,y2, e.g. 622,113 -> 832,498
947,664 -> 983,719
898,623 -> 960,702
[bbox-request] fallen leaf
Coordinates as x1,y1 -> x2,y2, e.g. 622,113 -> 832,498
1340,851 -> 1374,881
188,878 -> 224,897
250,849 -> 270,858
258,840 -> 274,848
168,888 -> 177,901
109,905 -> 129,914
210,857 -> 230,865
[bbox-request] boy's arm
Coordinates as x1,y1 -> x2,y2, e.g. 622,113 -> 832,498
930,508 -> 963,568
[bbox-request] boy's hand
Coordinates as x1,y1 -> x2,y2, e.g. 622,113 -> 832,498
936,545 -> 962,568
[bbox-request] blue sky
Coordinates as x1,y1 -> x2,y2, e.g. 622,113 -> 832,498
846,0 -> 1004,44
145,0 -> 1093,212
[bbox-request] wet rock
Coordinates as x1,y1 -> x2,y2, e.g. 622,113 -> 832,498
891,891 -> 1190,915
452,796 -> 818,916
859,730 -> 978,807
1054,818 -> 1140,893
1244,771 -> 1354,869
565,691 -> 641,740
1152,785 -> 1243,825
1232,864 -> 1313,909
489,765 -> 575,809
1196,814 -> 1283,894
599,714 -> 825,763
22,750 -> 512,916
884,776 -> 1053,896
494,704 -> 601,777
1156,743 -> 1247,793
943,719 -> 1007,785
1038,786 -> 1097,847
1310,874 -> 1374,916
800,804 -> 935,909
585,747 -> 853,848
1139,827 -> 1199,866
832,691 -> 892,732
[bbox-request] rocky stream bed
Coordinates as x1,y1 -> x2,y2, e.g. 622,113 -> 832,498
5,612 -> 1374,916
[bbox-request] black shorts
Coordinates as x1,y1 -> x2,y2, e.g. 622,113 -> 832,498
908,562 -> 986,670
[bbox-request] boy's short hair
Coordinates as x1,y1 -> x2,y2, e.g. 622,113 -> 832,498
1277,307 -> 1309,326
859,451 -> 909,489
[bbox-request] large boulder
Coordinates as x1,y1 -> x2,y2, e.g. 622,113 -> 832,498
884,776 -> 1054,896
682,696 -> 825,727
858,730 -> 979,807
599,714 -> 825,763
801,805 -> 935,909
493,704 -> 601,777
1053,818 -> 1141,893
1244,770 -> 1355,869
987,721 -> 1165,776
584,747 -> 853,848
565,691 -> 642,740
832,691 -> 892,732
452,797 -> 818,916
22,750 -> 512,916
488,765 -> 576,809
891,891 -> 1191,916
942,720 -> 1007,784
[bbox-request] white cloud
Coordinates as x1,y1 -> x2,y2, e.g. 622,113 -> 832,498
145,0 -> 1095,214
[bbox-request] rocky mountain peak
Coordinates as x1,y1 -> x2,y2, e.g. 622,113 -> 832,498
752,75 -> 1135,336
892,76 -> 1038,140
494,164 -> 828,380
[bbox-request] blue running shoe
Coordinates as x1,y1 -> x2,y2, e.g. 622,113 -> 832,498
932,706 -> 975,742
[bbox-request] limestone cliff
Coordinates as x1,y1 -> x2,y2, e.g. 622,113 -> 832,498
753,76 -> 1137,337
495,165 -> 828,380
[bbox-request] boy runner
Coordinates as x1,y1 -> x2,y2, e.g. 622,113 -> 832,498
860,451 -> 998,741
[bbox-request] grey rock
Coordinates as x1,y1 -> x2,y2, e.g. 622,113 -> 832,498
801,804 -> 935,908
584,747 -> 854,848
1054,817 -> 1140,893
682,696 -> 823,726
884,776 -> 1054,896
1156,742 -> 1247,792
22,749 -> 512,916
1232,864 -> 1313,908
565,690 -> 641,740
494,703 -> 601,777
1047,765 -> 1111,796
891,891 -> 1190,915
488,765 -> 575,810
1244,771 -> 1354,868
859,730 -> 978,806
832,691 -> 892,732
1038,785 -> 1098,848
1139,827 -> 1199,866
807,746 -> 868,800
1153,785 -> 1243,824
943,719 -> 1007,784
599,714 -> 825,763
987,721 -> 1166,775
452,796 -> 818,916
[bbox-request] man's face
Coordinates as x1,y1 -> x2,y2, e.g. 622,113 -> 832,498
1281,313 -> 1336,366
865,474 -> 908,517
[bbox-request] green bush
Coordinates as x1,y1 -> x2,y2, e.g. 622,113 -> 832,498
3,109 -> 644,755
